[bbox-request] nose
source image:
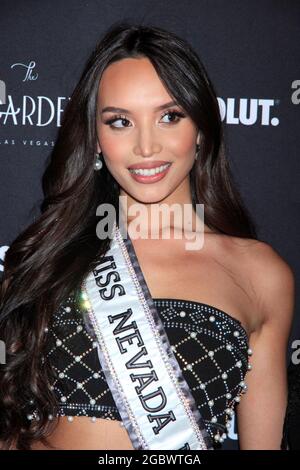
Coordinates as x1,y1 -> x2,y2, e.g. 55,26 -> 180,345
134,127 -> 162,158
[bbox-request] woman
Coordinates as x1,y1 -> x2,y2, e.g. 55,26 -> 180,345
0,22 -> 295,451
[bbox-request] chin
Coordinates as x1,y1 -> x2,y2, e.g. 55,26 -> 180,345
132,193 -> 166,204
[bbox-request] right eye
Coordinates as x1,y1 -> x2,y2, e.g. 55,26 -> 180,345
104,114 -> 131,129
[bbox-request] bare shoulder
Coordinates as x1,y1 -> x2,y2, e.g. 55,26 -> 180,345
222,234 -> 295,285
215,234 -> 295,330
233,237 -> 295,329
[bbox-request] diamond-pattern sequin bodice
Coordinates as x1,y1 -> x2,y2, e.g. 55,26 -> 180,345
39,290 -> 252,447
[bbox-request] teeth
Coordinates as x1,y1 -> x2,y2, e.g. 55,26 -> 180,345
129,163 -> 170,176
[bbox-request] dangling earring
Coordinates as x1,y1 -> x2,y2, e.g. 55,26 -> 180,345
94,151 -> 103,171
195,143 -> 200,160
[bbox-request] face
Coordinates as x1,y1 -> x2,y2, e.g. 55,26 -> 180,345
96,57 -> 200,208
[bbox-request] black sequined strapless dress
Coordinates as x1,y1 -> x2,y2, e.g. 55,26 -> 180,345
29,290 -> 252,448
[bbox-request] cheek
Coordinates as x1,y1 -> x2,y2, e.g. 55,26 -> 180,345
170,140 -> 196,168
174,141 -> 195,158
98,127 -> 126,166
170,124 -> 198,159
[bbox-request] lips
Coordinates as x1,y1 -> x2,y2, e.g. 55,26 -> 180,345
128,160 -> 171,170
128,162 -> 172,184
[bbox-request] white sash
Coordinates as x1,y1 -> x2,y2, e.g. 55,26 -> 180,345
80,221 -> 213,450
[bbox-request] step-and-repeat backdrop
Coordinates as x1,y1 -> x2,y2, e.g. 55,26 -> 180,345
0,1 -> 299,450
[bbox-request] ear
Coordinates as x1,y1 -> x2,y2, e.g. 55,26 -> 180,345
196,133 -> 201,146
96,140 -> 101,154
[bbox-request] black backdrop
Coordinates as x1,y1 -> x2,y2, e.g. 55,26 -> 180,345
0,0 -> 299,450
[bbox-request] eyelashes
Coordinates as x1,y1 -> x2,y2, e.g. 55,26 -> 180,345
104,109 -> 186,129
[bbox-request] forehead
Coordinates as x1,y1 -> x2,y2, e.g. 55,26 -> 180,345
97,57 -> 173,108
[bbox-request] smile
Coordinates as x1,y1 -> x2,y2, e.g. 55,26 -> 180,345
128,162 -> 172,184
128,163 -> 171,176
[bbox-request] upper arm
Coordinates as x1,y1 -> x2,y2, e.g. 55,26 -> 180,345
237,242 -> 295,450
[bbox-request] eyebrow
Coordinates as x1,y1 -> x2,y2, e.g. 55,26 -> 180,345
101,100 -> 178,114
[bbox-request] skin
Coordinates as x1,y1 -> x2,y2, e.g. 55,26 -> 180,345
29,57 -> 295,450
96,56 -> 204,236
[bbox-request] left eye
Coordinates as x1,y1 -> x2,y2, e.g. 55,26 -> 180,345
161,111 -> 185,123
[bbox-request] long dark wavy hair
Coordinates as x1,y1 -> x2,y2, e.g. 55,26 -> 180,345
0,21 -> 258,450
